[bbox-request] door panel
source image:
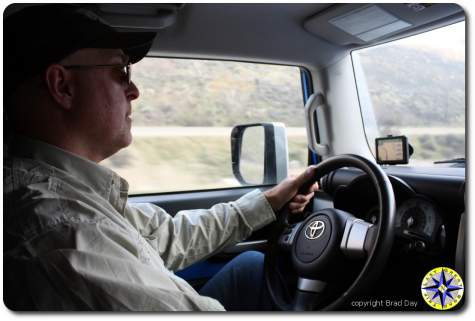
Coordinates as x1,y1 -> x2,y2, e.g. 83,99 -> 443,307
129,186 -> 263,214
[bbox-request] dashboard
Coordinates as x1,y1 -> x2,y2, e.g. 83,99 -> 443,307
330,173 -> 447,255
313,166 -> 465,305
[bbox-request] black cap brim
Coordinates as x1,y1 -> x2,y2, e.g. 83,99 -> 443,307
88,31 -> 157,64
4,4 -> 158,98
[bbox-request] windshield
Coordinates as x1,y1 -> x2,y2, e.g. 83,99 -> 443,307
352,22 -> 465,166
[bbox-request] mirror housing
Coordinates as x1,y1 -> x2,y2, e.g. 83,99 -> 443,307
231,122 -> 289,185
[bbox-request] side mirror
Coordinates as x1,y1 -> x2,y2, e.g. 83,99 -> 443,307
231,123 -> 288,185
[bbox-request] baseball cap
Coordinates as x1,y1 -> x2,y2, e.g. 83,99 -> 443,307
4,4 -> 157,96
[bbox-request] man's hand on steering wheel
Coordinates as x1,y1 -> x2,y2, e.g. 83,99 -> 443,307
264,155 -> 396,311
263,166 -> 319,214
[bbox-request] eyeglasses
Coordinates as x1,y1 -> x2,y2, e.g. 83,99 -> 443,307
62,63 -> 132,85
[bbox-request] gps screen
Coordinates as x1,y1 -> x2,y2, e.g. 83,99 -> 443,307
376,136 -> 408,164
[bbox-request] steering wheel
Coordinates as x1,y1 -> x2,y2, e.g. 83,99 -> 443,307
264,154 -> 396,311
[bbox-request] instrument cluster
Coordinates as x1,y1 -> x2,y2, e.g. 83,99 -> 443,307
333,174 -> 445,253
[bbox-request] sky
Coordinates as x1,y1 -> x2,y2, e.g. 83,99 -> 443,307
396,21 -> 465,61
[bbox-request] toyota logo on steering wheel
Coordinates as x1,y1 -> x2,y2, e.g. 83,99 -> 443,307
305,220 -> 325,240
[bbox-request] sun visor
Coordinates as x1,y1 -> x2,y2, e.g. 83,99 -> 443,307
304,3 -> 464,46
89,4 -> 184,31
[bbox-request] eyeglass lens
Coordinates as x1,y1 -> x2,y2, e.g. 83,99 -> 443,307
125,65 -> 131,84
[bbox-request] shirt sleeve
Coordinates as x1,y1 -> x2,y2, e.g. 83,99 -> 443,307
124,189 -> 276,271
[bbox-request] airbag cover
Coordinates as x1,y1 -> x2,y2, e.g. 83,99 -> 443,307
295,215 -> 332,263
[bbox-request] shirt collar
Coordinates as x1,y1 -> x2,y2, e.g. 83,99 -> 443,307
9,135 -> 129,205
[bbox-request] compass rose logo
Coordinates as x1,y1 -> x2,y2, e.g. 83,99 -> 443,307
421,267 -> 464,310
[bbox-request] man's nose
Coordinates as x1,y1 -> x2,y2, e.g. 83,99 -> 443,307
126,81 -> 140,101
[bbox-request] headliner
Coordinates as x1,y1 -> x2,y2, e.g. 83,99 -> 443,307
149,3 -> 464,69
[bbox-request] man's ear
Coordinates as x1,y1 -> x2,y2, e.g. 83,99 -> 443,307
44,64 -> 75,110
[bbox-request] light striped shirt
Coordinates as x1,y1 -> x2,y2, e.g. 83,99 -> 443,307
4,136 -> 276,311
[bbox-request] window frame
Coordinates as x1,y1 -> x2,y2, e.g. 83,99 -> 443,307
122,56 -> 314,196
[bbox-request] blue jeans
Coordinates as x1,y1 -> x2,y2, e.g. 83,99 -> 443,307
199,251 -> 274,311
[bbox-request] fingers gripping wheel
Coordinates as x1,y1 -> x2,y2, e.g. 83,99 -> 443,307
264,154 -> 396,311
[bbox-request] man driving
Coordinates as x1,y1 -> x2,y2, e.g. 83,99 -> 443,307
4,4 -> 318,311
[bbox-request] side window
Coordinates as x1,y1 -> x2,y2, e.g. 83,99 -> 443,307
102,58 -> 307,194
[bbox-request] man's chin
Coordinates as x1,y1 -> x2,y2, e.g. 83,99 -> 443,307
123,132 -> 133,148
108,132 -> 133,158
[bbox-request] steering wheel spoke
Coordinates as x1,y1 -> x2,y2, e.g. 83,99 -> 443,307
278,222 -> 303,250
297,277 -> 327,293
340,217 -> 375,259
289,278 -> 327,311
